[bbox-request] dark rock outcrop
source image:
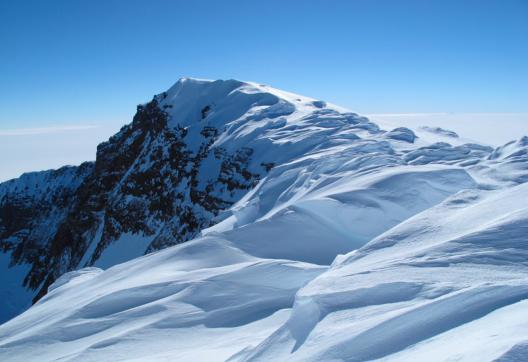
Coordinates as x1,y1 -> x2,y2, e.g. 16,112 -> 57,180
0,95 -> 265,303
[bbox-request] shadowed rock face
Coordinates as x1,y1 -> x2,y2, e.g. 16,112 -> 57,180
0,94 -> 264,304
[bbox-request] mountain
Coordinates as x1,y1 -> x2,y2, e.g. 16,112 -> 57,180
1,78 -> 528,361
1,78 -> 325,318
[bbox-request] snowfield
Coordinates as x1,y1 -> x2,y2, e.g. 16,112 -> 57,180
1,78 -> 527,361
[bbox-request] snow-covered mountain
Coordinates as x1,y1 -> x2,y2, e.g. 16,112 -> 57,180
1,78 -> 528,361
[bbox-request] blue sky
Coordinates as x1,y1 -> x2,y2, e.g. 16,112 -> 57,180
0,0 -> 527,180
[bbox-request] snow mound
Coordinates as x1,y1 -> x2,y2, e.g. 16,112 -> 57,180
385,127 -> 417,143
483,136 -> 528,184
403,142 -> 493,166
0,235 -> 325,362
421,126 -> 459,138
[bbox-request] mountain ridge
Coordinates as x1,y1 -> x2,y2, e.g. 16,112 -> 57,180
0,78 -> 378,319
1,78 -> 528,361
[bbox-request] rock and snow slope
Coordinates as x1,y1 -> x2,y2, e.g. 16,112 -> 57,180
1,78 -> 528,361
1,78 -> 361,317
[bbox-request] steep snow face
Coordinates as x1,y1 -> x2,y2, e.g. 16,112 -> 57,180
1,78 -> 527,361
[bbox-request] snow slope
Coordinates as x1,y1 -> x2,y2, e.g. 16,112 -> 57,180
1,78 -> 527,361
239,184 -> 528,361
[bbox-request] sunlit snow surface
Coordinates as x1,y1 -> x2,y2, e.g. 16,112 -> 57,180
1,78 -> 528,361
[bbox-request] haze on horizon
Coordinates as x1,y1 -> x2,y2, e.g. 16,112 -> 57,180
1,0 -> 527,182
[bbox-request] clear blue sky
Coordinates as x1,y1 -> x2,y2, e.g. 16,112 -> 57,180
0,0 -> 527,180
1,0 -> 527,126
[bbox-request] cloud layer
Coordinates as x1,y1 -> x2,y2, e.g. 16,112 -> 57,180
0,125 -> 98,136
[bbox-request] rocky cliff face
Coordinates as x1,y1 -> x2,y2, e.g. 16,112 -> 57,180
0,81 -> 272,308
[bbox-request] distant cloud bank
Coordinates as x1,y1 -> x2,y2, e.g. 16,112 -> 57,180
0,125 -> 98,136
366,113 -> 528,146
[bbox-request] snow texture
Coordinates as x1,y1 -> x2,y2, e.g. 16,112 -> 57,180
1,78 -> 528,361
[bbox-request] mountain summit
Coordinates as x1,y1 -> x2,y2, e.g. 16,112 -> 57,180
0,78 -> 378,318
1,79 -> 528,361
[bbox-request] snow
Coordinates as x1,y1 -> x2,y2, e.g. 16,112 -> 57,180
47,267 -> 103,293
208,165 -> 475,265
1,78 -> 528,361
237,183 -> 528,361
0,235 -> 325,362
384,127 -> 417,143
94,232 -> 155,270
368,112 -> 528,147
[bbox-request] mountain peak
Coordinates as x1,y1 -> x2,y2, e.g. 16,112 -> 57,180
159,77 -> 350,130
2,81 -> 528,362
0,78 -> 375,316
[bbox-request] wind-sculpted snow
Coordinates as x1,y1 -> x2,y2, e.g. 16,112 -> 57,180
1,78 -> 528,361
384,127 -> 417,143
237,184 -> 528,361
206,164 -> 475,264
420,126 -> 460,138
484,136 -> 528,184
1,167 -> 527,361
403,142 -> 493,166
0,235 -> 326,361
